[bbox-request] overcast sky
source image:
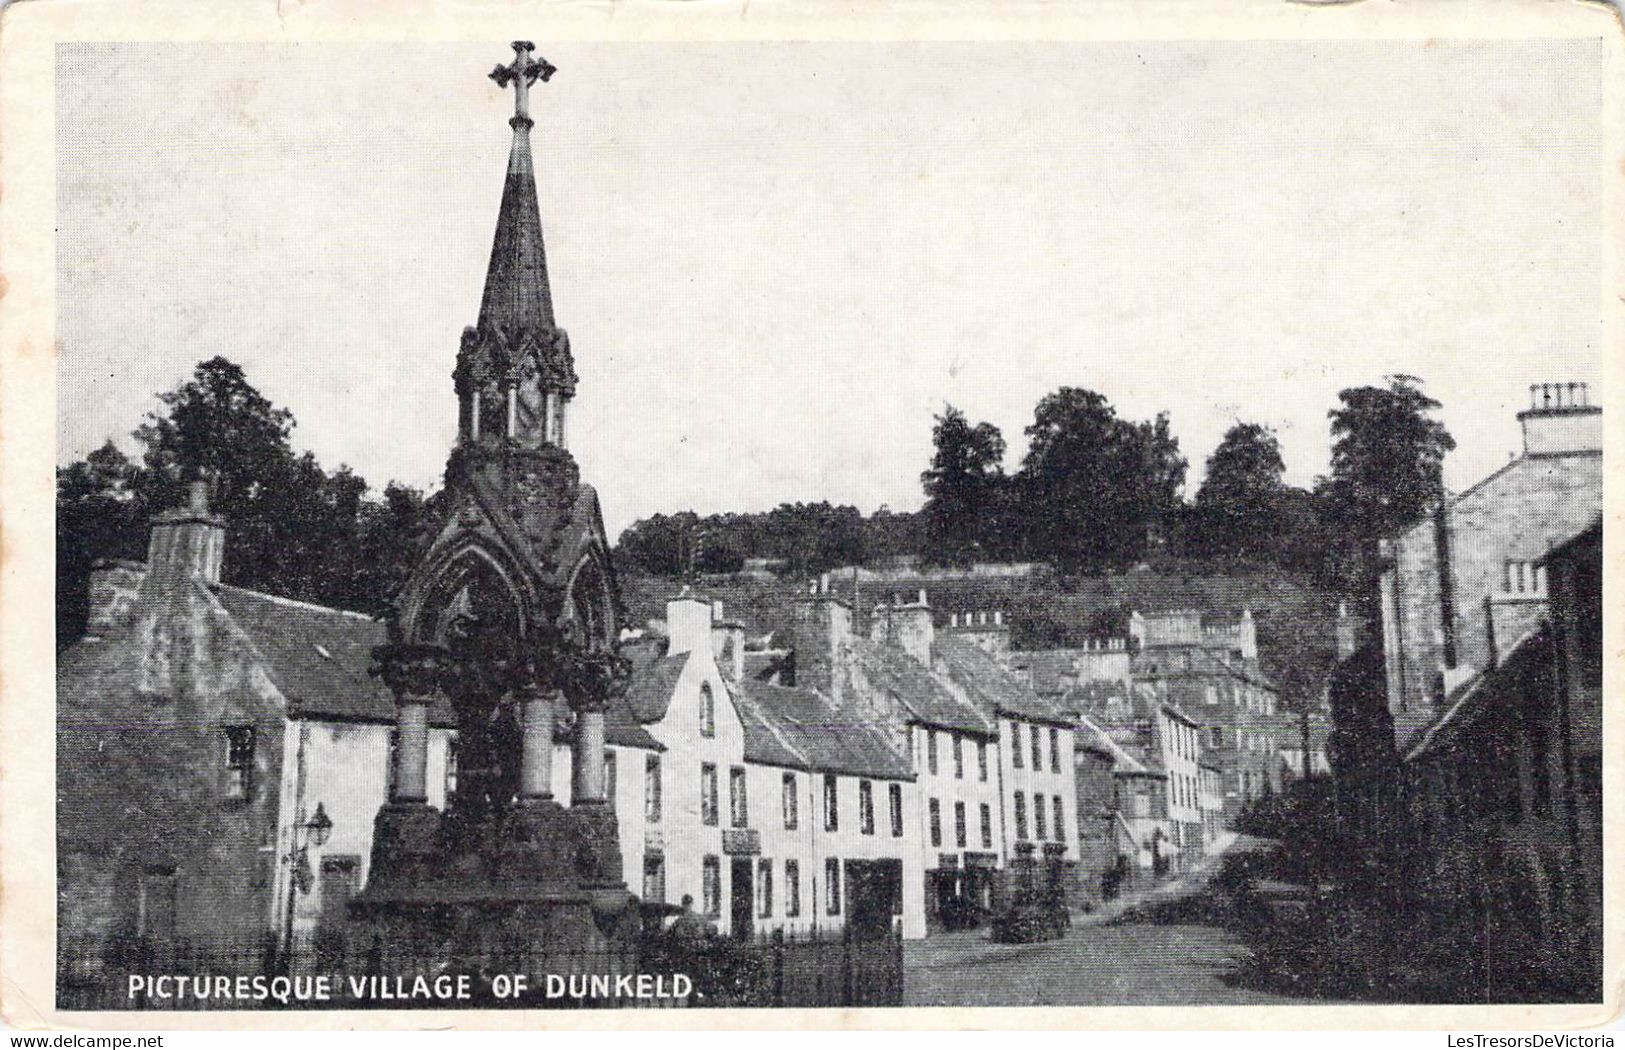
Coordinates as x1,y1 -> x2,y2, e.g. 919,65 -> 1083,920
57,39 -> 1606,539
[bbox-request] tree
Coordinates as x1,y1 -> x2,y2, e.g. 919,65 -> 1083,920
56,357 -> 431,643
920,405 -> 1010,565
1014,388 -> 1187,573
1190,422 -> 1288,560
56,442 -> 147,644
1319,375 -> 1456,591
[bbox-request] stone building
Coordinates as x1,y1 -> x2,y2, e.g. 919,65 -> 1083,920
1068,679 -> 1217,875
778,587 -> 1086,928
615,592 -> 927,939
56,481 -> 661,982
1129,609 -> 1287,820
1395,517 -> 1601,1000
1377,382 -> 1602,748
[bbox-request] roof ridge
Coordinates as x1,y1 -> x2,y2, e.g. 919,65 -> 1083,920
210,582 -> 380,623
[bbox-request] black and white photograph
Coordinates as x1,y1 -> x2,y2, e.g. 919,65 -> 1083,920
2,0 -> 1617,1031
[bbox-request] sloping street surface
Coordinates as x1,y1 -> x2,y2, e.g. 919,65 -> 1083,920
904,835 -> 1319,1007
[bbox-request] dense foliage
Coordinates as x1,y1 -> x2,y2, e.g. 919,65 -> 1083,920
56,357 -> 425,644
59,359 -> 1456,647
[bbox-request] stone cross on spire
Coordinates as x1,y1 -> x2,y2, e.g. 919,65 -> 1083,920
489,41 -> 556,128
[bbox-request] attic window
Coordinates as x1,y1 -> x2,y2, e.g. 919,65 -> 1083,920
312,644 -> 333,660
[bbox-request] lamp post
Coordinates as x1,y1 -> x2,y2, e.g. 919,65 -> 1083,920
279,802 -> 333,974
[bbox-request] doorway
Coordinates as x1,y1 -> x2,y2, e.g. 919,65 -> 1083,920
730,858 -> 754,938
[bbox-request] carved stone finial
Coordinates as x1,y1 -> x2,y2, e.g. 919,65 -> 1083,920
488,41 -> 557,125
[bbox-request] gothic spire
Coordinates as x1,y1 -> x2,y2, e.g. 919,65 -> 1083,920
480,41 -> 559,335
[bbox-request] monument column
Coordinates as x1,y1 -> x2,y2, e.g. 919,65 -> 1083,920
518,684 -> 558,801
570,700 -> 607,804
376,645 -> 443,804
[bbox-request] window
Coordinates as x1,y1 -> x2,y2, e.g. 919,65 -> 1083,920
224,726 -> 255,799
1133,792 -> 1150,818
642,855 -> 666,903
954,801 -> 967,848
977,740 -> 989,781
1012,723 -> 1024,769
729,766 -> 748,828
1014,793 -> 1028,840
1034,791 -> 1048,840
782,772 -> 799,829
859,780 -> 875,835
979,803 -> 993,849
701,856 -> 721,917
785,860 -> 802,916
1049,728 -> 1060,772
386,727 -> 399,796
888,783 -> 904,837
1030,724 -> 1043,771
645,755 -> 662,823
444,735 -> 459,798
1205,685 -> 1217,705
825,858 -> 841,915
1503,560 -> 1548,595
757,859 -> 773,919
953,735 -> 964,779
699,683 -> 715,737
1208,726 -> 1223,748
823,774 -> 839,832
927,731 -> 939,775
604,751 -> 617,805
929,798 -> 942,847
700,763 -> 718,826
1053,795 -> 1065,843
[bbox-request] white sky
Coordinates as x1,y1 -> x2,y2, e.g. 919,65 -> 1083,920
56,40 -> 1606,539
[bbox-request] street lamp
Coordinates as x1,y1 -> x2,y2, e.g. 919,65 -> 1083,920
279,802 -> 333,973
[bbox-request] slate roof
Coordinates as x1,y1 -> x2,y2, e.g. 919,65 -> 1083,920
843,637 -> 993,735
933,636 -> 1076,725
1074,714 -> 1149,775
623,649 -> 689,724
1132,645 -> 1276,691
1403,627 -> 1546,762
209,584 -> 456,727
731,680 -> 912,780
62,570 -> 662,749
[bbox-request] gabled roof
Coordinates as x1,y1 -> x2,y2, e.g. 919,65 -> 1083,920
210,584 -> 457,727
934,636 -> 1075,725
1075,714 -> 1148,775
1131,645 -> 1276,691
843,637 -> 993,735
731,680 -> 912,780
623,649 -> 690,724
66,567 -> 661,748
1403,627 -> 1546,762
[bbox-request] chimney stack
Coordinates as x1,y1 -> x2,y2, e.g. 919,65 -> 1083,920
147,480 -> 225,584
1518,381 -> 1601,457
870,591 -> 934,666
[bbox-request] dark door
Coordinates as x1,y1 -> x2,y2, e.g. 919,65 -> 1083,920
730,858 -> 754,938
846,859 -> 902,940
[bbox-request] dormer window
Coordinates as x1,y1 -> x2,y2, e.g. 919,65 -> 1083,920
699,683 -> 715,737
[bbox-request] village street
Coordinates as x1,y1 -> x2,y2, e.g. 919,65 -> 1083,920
903,836 -> 1320,1007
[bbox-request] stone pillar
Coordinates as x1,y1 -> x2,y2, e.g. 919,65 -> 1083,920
394,699 -> 430,802
518,686 -> 557,800
572,704 -> 607,804
375,644 -> 444,805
